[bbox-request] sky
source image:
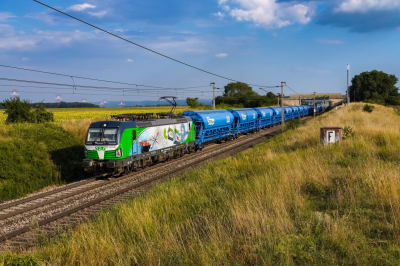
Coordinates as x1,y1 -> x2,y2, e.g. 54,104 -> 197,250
0,0 -> 399,104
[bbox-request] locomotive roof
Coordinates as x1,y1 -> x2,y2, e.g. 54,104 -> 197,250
89,116 -> 192,129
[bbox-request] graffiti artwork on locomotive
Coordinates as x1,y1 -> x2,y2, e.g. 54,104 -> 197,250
82,105 -> 324,175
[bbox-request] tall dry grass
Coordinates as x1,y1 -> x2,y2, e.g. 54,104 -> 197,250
2,103 -> 400,265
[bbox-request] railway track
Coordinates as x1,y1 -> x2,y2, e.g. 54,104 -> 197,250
0,117 -> 312,251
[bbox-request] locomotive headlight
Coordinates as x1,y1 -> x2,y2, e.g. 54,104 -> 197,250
115,148 -> 122,158
84,150 -> 88,158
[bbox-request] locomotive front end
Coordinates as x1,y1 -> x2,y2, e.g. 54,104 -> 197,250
82,121 -> 122,174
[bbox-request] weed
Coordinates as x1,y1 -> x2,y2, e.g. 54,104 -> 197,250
343,126 -> 355,139
363,104 -> 374,113
284,118 -> 305,131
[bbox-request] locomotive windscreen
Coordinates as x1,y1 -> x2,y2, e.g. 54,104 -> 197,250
86,128 -> 118,144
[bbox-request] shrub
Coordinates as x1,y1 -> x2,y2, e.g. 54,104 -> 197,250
363,104 -> 374,113
30,104 -> 54,123
343,126 -> 355,139
284,118 -> 305,131
2,98 -> 54,123
2,98 -> 32,123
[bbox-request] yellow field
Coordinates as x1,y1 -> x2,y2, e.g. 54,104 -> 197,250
0,106 -> 190,124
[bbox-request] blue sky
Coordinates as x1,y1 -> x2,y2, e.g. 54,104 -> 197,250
0,0 -> 399,104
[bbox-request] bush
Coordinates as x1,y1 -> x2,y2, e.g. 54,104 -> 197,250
284,118 -> 305,131
30,104 -> 54,123
363,104 -> 374,113
343,126 -> 355,139
2,98 -> 32,123
2,98 -> 54,124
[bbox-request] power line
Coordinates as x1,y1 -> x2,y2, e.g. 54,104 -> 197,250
0,84 -> 215,94
0,78 -> 211,91
285,84 -> 299,94
0,64 -> 209,90
33,0 -> 279,88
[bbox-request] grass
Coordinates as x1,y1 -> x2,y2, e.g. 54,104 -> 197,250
2,103 -> 400,265
0,106 -> 188,201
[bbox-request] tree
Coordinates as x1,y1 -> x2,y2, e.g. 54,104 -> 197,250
2,98 -> 54,123
350,70 -> 399,104
186,97 -> 200,108
216,82 -> 278,108
265,92 -> 278,106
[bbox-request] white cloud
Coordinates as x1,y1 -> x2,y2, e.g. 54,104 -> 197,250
0,25 -> 97,50
219,0 -> 315,29
68,3 -> 96,11
22,58 -> 28,61
26,12 -> 59,25
150,37 -> 209,54
89,11 -> 107,17
127,59 -> 133,62
317,39 -> 344,45
215,53 -> 228,58
335,0 -> 400,13
214,12 -> 225,18
115,29 -> 125,33
0,12 -> 16,21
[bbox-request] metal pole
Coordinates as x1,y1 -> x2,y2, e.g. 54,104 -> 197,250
313,92 -> 316,118
211,82 -> 215,110
347,64 -> 350,105
281,82 -> 285,132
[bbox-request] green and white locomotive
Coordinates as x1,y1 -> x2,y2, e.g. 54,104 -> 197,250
82,113 -> 196,174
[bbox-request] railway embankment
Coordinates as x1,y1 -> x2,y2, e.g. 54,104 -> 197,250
3,103 -> 400,265
0,119 -> 97,201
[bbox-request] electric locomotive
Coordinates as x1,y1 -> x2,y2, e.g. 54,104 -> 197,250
82,113 -> 196,175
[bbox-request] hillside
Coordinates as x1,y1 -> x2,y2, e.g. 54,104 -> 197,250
3,103 -> 400,265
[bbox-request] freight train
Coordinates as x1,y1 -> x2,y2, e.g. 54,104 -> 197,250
82,105 -> 325,174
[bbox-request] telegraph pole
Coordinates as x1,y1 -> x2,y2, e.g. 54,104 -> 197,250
211,82 -> 215,110
281,82 -> 285,132
347,64 -> 350,105
313,92 -> 316,118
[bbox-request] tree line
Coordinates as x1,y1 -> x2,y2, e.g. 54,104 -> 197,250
187,82 -> 278,109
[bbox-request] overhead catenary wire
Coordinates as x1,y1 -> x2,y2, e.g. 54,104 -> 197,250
33,0 -> 279,89
0,64 -> 210,90
285,84 -> 299,95
0,84 -> 218,94
0,78 -> 210,91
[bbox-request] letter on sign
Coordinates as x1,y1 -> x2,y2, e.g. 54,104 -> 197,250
327,130 -> 335,143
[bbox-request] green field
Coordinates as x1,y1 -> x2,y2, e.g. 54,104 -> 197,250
3,104 -> 400,265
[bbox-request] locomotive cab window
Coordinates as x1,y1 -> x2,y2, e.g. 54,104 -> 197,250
86,128 -> 118,144
132,130 -> 137,140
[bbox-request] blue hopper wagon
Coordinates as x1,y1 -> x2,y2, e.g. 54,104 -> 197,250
252,107 -> 276,128
227,108 -> 260,135
181,110 -> 235,149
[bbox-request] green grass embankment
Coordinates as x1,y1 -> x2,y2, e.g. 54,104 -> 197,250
0,123 -> 85,201
3,104 -> 400,265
